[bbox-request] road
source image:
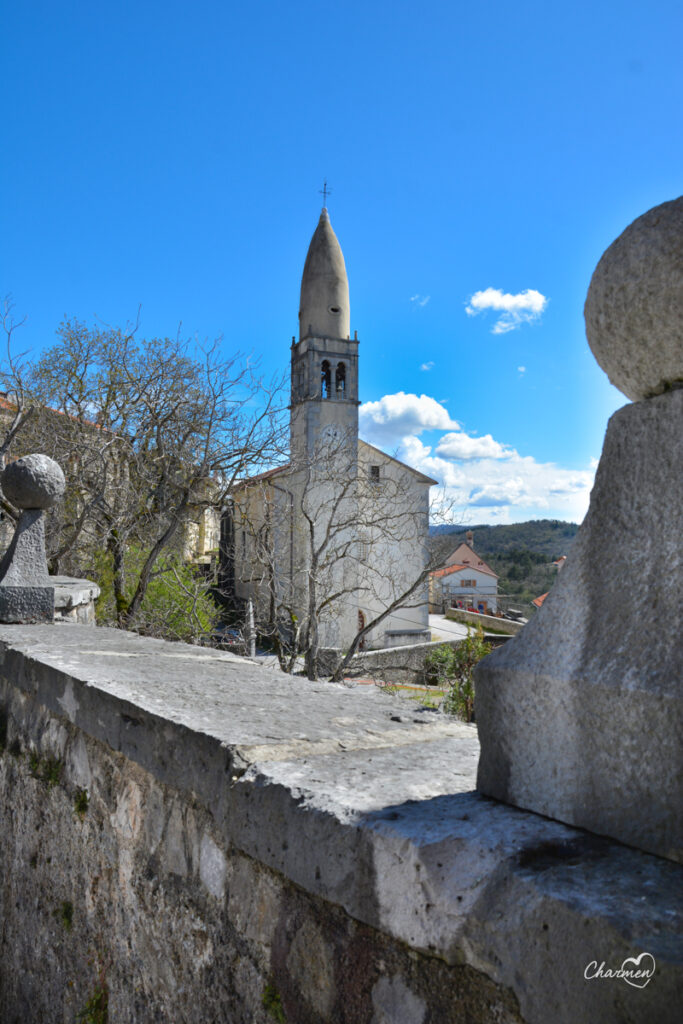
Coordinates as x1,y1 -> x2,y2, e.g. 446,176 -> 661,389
428,613 -> 470,641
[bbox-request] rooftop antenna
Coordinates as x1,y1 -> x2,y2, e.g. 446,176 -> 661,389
319,179 -> 332,208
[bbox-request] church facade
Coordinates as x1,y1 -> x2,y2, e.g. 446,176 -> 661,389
228,207 -> 434,655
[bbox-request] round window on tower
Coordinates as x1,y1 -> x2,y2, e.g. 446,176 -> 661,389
328,306 -> 341,314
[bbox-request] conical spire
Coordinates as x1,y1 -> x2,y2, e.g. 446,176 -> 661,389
299,208 -> 350,341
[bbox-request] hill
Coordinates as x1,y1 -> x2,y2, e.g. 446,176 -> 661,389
429,519 -> 580,612
429,519 -> 578,559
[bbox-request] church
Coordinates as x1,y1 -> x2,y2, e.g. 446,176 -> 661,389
227,206 -> 435,664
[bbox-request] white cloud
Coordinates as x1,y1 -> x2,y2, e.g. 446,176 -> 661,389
435,431 -> 514,461
359,392 -> 458,447
360,393 -> 595,524
465,288 -> 547,334
410,294 -> 431,307
517,365 -> 526,374
420,361 -> 434,371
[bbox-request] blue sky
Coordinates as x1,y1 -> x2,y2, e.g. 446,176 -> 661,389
2,1 -> 681,524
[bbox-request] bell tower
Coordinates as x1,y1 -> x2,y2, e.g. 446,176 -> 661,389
290,207 -> 359,459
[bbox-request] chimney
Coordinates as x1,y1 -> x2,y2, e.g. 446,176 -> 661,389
466,530 -> 474,549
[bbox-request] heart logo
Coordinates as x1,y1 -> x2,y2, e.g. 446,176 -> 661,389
620,952 -> 656,988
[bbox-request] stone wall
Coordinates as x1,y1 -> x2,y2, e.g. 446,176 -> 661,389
344,638 -> 464,684
0,624 -> 681,1023
322,635 -> 510,685
446,607 -> 523,635
0,691 -> 515,1023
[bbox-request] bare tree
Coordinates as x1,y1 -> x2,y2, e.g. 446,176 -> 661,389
0,298 -> 34,459
231,429 -> 450,680
0,315 -> 287,635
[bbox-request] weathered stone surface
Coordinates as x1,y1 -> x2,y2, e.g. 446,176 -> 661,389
371,974 -> 427,1023
0,623 -> 681,1022
584,195 -> 683,400
476,389 -> 683,863
0,584 -> 54,622
53,576 -> 100,624
0,507 -> 51,587
1,453 -> 66,509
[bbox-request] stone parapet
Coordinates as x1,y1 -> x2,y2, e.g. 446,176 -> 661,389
476,390 -> 683,863
0,624 -> 680,1023
53,576 -> 100,624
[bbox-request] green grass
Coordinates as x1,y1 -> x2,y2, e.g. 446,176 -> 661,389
29,753 -> 63,787
74,789 -> 89,817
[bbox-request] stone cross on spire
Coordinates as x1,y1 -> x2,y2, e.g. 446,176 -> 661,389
319,179 -> 332,208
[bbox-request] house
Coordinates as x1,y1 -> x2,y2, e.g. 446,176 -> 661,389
430,530 -> 499,613
0,392 -> 220,570
429,562 -> 499,614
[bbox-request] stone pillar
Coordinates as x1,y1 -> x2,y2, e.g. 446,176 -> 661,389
0,454 -> 100,624
0,455 -> 65,622
475,197 -> 683,865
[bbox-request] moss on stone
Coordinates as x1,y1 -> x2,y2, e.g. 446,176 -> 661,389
74,788 -> 89,817
28,752 -> 63,788
262,982 -> 286,1023
76,985 -> 108,1024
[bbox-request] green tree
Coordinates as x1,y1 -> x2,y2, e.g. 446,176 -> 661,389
424,629 -> 491,722
94,546 -> 217,643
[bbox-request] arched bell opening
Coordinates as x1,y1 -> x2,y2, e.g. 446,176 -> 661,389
321,360 -> 332,399
335,362 -> 346,398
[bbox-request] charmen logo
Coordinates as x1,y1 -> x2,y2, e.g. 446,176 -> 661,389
584,952 -> 655,988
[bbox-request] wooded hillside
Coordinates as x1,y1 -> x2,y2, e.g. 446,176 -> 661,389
429,519 -> 579,611
429,519 -> 578,558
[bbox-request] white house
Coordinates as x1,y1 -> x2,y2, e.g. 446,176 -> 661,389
430,563 -> 499,614
430,532 -> 499,613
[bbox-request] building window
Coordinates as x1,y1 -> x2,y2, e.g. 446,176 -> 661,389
321,360 -> 331,398
369,465 -> 380,483
335,362 -> 346,397
461,579 -> 476,588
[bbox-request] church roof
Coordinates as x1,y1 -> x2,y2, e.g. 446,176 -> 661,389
358,439 -> 438,485
235,440 -> 437,491
233,464 -> 290,490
